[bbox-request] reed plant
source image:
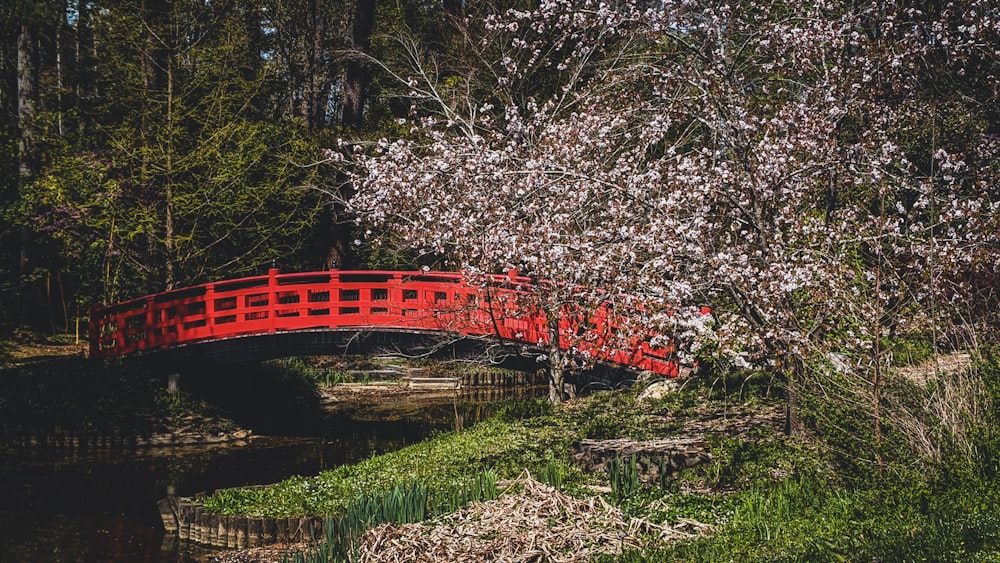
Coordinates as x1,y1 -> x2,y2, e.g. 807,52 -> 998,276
609,454 -> 640,501
435,467 -> 500,513
479,467 -> 499,501
283,481 -> 427,563
322,370 -> 351,386
538,459 -> 564,490
657,457 -> 669,491
735,484 -> 792,541
284,469 -> 507,563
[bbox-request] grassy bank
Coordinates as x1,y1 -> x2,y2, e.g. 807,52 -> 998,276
202,397 -> 572,518
202,358 -> 1000,562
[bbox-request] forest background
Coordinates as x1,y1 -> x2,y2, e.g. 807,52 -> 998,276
1,0 -> 440,326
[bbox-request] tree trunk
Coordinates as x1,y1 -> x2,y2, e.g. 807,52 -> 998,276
784,362 -> 806,436
17,23 -> 37,181
318,206 -> 352,269
545,296 -> 577,403
74,0 -> 95,136
548,314 -> 565,404
164,49 -> 176,289
342,0 -> 375,130
301,0 -> 330,130
17,21 -> 39,318
141,0 -> 171,290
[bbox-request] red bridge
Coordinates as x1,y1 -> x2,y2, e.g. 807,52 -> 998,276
89,269 -> 682,376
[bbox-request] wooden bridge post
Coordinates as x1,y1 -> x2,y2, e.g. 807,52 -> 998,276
144,295 -> 155,349
88,303 -> 99,358
204,282 -> 215,338
268,268 -> 279,334
330,268 -> 340,317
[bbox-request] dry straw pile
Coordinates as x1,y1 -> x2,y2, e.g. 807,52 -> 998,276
356,475 -> 702,562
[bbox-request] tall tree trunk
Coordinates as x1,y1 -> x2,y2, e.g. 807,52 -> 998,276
318,206 -> 352,269
302,0 -> 329,130
17,21 -> 39,311
141,0 -> 170,290
75,0 -> 95,136
17,22 -> 37,191
164,48 -> 176,289
1,13 -> 19,316
56,9 -> 64,137
342,0 -> 375,130
324,0 -> 377,269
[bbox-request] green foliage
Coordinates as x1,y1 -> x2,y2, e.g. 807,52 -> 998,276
7,0 -> 330,317
884,336 -> 935,367
606,360 -> 1000,563
0,340 -> 12,365
582,411 -> 624,440
495,397 -> 554,422
437,467 -> 501,514
537,459 -> 565,490
154,390 -> 188,425
265,357 -> 317,382
958,348 -> 1000,481
321,370 -> 353,386
284,482 -> 428,563
609,454 -> 641,502
8,150 -> 118,324
279,467 -> 506,563
351,482 -> 428,526
703,430 -> 831,491
646,492 -> 735,527
626,473 -> 1000,563
201,413 -> 575,517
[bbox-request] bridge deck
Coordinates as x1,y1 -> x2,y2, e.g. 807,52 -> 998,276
89,269 -> 680,376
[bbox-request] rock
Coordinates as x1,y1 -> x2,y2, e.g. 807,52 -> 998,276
572,438 -> 711,483
637,379 -> 683,402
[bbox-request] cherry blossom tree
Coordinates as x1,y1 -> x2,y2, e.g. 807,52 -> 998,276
345,0 -> 1000,429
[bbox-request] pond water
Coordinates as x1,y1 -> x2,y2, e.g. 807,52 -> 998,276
0,387 -> 540,562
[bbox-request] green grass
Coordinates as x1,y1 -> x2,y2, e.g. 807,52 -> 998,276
200,381 -> 786,520
610,476 -> 1000,562
200,386 -> 696,518
201,413 -> 577,517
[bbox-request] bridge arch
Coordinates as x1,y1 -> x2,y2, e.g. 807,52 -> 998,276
89,269 -> 682,377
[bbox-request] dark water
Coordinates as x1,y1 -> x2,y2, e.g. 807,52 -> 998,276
0,387 -> 539,563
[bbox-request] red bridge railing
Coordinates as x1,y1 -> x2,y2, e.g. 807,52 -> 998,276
89,269 -> 681,376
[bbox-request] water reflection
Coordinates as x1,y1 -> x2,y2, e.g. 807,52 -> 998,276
0,386 -> 543,562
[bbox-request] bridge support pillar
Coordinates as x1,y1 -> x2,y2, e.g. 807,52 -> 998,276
167,373 -> 181,393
